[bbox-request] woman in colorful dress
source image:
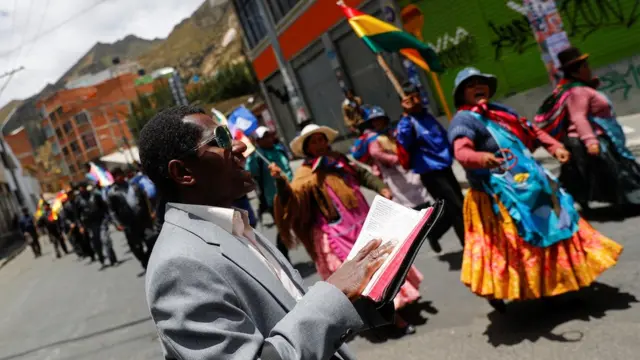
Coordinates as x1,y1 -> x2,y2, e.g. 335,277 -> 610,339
272,124 -> 423,334
535,47 -> 640,211
448,67 -> 623,312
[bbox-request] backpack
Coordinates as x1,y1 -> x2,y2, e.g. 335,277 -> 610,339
349,132 -> 379,164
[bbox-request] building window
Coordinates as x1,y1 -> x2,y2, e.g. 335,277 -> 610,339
63,121 -> 73,134
234,0 -> 267,48
55,128 -> 63,139
69,164 -> 76,174
266,0 -> 300,24
43,124 -> 54,138
69,141 -> 80,152
74,112 -> 89,126
62,146 -> 69,156
51,142 -> 60,155
111,118 -> 120,123
81,132 -> 97,149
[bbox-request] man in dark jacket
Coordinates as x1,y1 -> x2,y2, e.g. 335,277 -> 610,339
18,207 -> 41,258
107,167 -> 153,269
39,202 -> 69,258
62,186 -> 94,260
75,181 -> 118,267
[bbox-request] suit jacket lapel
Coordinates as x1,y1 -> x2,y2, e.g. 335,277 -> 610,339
165,205 -> 297,311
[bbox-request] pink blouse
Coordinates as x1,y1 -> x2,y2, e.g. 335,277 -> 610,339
565,86 -> 611,147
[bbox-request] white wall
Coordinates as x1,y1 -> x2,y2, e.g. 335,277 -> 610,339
1,139 -> 41,213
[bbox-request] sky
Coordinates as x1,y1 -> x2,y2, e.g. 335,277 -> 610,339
0,0 -> 210,108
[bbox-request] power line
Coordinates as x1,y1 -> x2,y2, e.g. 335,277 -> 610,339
23,0 -> 52,59
0,0 -> 112,59
0,67 -> 25,100
7,0 -> 35,70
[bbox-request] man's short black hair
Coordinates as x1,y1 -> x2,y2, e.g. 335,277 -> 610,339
138,105 -> 206,199
111,167 -> 125,177
402,81 -> 419,96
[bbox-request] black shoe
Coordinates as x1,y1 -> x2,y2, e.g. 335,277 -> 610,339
488,299 -> 507,314
428,237 -> 442,253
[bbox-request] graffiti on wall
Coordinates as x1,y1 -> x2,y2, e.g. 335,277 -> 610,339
560,0 -> 640,39
488,16 -> 536,60
426,27 -> 478,68
599,59 -> 640,100
401,5 -> 478,69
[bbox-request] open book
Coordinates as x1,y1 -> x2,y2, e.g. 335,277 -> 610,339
347,196 -> 445,305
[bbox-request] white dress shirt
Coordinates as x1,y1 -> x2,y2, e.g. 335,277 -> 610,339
194,205 -> 303,301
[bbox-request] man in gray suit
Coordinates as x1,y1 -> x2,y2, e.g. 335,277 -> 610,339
139,106 -> 395,360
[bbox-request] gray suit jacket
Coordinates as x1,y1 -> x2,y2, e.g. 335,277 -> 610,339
145,203 -> 379,360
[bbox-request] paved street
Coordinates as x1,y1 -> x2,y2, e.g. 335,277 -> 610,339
1,188 -> 640,359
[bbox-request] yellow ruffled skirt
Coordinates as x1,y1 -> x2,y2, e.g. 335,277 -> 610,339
461,189 -> 623,300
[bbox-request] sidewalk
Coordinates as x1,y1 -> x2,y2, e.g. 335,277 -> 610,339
294,112 -> 640,188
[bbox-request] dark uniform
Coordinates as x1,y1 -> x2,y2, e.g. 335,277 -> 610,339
39,209 -> 69,258
62,195 -> 94,259
18,212 -> 41,257
107,182 -> 153,268
75,188 -> 117,266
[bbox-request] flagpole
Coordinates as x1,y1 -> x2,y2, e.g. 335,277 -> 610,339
376,54 -> 405,98
428,72 -> 452,120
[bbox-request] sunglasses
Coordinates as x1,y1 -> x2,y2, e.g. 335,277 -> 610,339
180,125 -> 233,158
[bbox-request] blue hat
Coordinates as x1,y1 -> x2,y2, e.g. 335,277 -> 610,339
365,106 -> 387,121
359,105 -> 389,130
453,67 -> 497,108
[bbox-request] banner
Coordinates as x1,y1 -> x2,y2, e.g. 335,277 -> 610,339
523,0 -> 571,83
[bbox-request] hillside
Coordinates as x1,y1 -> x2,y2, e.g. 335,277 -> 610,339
54,35 -> 162,87
137,0 -> 244,81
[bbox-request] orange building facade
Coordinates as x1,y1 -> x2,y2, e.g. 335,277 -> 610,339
232,0 -> 430,145
37,73 -> 154,184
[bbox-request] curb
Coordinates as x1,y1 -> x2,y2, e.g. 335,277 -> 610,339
0,242 -> 27,271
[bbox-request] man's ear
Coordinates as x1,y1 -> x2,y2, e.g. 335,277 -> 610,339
168,159 -> 196,187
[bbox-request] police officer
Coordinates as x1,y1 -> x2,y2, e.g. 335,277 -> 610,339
107,167 -> 153,269
75,181 -> 118,267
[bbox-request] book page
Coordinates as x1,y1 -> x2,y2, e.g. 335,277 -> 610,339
346,196 -> 422,295
347,195 -> 421,260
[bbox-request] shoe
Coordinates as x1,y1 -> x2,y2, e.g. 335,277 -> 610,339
428,237 -> 442,253
401,324 -> 417,336
488,299 -> 507,314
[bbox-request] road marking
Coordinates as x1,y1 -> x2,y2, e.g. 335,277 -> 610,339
623,125 -> 635,135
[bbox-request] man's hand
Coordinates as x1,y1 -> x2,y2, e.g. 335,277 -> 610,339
554,147 -> 571,164
116,225 -> 124,232
587,143 -> 600,156
327,239 -> 395,301
79,227 -> 85,234
380,188 -> 393,200
268,163 -> 283,178
481,153 -> 504,169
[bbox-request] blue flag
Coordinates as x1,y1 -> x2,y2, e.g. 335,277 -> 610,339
228,106 -> 259,137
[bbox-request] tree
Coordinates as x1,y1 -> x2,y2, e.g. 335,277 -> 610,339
128,62 -> 258,141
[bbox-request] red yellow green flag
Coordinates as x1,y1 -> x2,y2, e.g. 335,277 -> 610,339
340,4 -> 443,73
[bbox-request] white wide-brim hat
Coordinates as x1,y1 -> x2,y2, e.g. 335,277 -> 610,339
289,124 -> 339,158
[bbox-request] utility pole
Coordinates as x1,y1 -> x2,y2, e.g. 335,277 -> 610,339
254,0 -> 309,125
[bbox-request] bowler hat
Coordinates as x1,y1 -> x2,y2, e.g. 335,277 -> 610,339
557,47 -> 589,70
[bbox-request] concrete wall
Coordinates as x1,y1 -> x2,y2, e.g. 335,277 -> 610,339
498,54 -> 640,119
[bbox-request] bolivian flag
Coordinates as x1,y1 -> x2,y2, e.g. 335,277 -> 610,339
340,4 -> 443,73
